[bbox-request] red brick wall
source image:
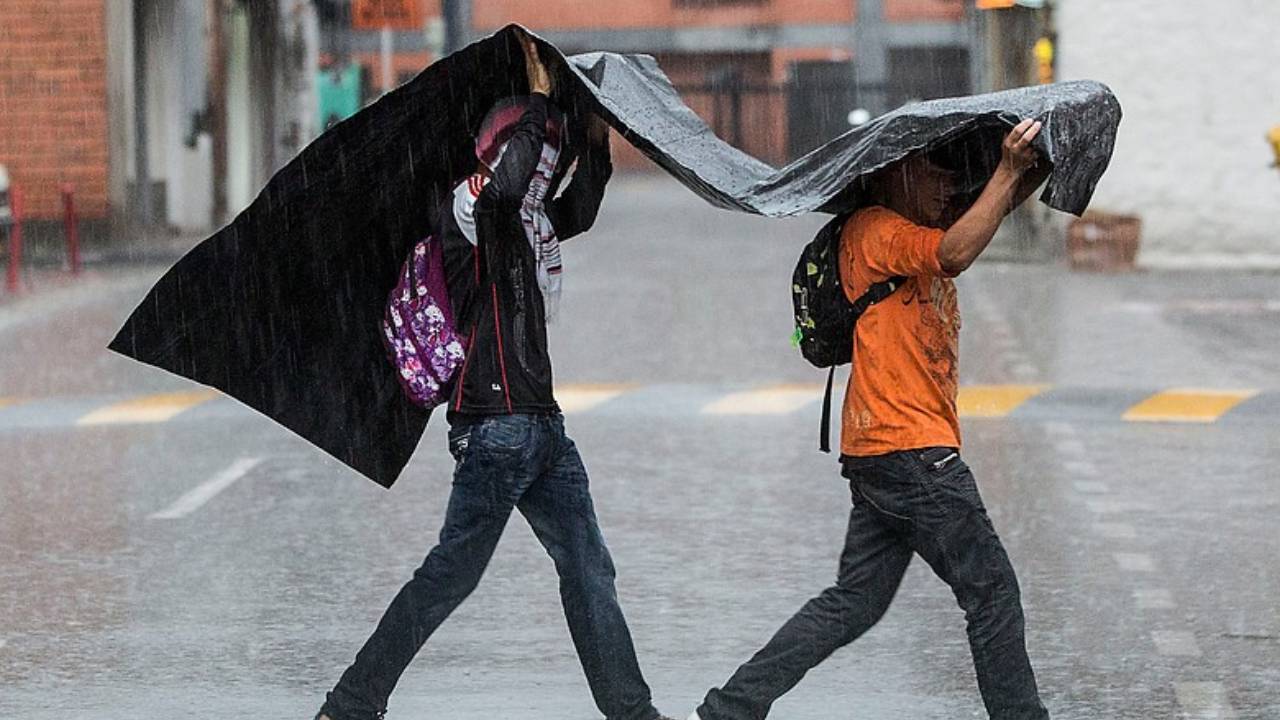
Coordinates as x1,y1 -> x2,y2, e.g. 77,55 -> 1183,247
474,0 -> 855,30
0,0 -> 109,220
885,0 -> 965,22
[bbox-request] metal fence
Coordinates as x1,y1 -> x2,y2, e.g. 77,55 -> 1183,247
673,75 -> 886,166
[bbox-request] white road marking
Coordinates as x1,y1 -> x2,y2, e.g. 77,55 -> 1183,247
1087,499 -> 1150,514
1152,630 -> 1202,657
1012,362 -> 1039,379
1133,588 -> 1176,610
1065,459 -> 1100,477
1093,522 -> 1137,539
1073,480 -> 1110,494
1174,681 -> 1237,719
1055,438 -> 1086,455
1114,552 -> 1157,572
149,458 -> 264,520
1043,421 -> 1077,437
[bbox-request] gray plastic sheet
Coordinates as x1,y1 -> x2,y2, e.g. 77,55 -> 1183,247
571,48 -> 1119,217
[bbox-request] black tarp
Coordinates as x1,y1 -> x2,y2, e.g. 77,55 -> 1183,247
110,25 -> 1121,487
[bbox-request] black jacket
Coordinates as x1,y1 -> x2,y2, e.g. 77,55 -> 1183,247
441,94 -> 611,417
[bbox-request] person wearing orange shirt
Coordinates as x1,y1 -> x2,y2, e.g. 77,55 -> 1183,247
692,119 -> 1052,720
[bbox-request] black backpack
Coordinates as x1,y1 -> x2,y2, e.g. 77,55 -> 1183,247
791,213 -> 905,453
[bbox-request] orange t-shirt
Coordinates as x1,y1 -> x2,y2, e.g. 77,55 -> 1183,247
839,206 -> 961,457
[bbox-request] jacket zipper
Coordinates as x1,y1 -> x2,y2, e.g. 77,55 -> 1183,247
491,282 -> 514,413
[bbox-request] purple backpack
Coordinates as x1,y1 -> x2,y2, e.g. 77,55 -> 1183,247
381,237 -> 467,408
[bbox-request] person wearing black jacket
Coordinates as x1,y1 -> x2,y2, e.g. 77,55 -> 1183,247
317,34 -> 673,720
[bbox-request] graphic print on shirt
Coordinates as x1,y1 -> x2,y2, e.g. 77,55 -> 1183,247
902,275 -> 961,388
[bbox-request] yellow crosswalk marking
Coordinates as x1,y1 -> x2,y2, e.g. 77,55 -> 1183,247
76,390 -> 219,426
957,385 -> 1048,418
556,384 -> 633,414
1122,388 -> 1258,423
702,384 -> 823,415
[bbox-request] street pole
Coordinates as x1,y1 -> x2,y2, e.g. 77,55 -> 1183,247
208,0 -> 227,227
381,24 -> 393,92
441,0 -> 470,56
853,0 -> 888,116
133,0 -> 153,226
62,185 -> 81,275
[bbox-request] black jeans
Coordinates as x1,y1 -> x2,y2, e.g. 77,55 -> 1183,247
698,448 -> 1049,720
321,413 -> 658,720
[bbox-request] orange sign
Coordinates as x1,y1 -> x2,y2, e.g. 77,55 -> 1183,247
352,0 -> 425,30
976,0 -> 1016,8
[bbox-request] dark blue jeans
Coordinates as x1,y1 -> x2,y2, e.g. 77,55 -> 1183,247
698,448 -> 1049,720
321,413 -> 658,720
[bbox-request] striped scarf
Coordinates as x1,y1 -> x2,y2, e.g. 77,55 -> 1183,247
453,98 -> 565,320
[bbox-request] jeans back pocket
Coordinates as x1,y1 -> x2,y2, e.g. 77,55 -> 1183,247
471,415 -> 535,456
917,447 -> 961,474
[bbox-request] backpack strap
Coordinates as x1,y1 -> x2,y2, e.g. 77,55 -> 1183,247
848,275 -> 908,317
820,366 -> 837,453
819,275 -> 909,453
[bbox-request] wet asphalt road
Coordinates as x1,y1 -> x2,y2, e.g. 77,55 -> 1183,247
2,176 -> 1278,719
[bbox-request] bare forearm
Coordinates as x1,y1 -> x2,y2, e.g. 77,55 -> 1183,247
936,117 -> 1044,276
937,167 -> 1021,275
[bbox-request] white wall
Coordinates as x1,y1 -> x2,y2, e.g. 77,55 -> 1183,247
105,0 -> 134,218
161,0 -> 213,231
225,5 -> 253,216
1056,0 -> 1280,266
105,0 -> 213,231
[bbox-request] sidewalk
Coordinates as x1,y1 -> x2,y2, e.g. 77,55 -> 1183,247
2,230 -> 199,305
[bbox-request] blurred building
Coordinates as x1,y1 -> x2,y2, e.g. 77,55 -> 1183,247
0,0 -> 318,233
477,0 -> 979,165
1056,0 -> 1280,265
321,1 -> 982,168
109,0 -> 320,233
2,1 -> 987,235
